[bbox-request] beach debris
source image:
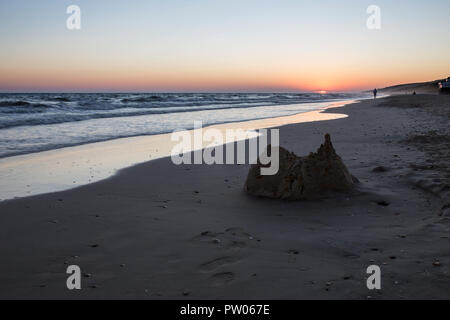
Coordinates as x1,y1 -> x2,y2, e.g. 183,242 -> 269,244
373,166 -> 389,173
433,260 -> 441,267
244,134 -> 358,200
377,201 -> 390,207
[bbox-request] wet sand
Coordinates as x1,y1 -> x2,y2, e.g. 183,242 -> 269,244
0,95 -> 449,300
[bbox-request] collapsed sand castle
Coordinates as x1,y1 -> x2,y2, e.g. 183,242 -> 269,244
245,134 -> 358,200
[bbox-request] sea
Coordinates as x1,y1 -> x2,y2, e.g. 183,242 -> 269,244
0,92 -> 368,158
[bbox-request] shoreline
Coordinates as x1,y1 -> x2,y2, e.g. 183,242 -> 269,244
1,95 -> 449,299
0,99 -> 355,201
0,96 -> 365,160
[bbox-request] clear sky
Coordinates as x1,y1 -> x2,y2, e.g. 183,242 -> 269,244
0,0 -> 449,92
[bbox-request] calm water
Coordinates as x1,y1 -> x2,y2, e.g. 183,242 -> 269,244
0,92 -> 368,158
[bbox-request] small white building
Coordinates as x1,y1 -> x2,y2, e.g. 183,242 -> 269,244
439,77 -> 450,90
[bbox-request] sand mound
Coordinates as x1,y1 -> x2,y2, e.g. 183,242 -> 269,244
245,134 -> 358,200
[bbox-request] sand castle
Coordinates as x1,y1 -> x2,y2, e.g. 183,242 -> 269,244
245,134 -> 358,200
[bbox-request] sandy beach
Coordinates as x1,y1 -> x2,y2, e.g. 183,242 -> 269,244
0,94 -> 449,300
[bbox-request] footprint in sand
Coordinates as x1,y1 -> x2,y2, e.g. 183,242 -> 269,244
191,231 -> 223,243
228,240 -> 247,249
195,227 -> 257,284
225,227 -> 252,238
199,256 -> 241,272
211,272 -> 235,286
192,227 -> 258,249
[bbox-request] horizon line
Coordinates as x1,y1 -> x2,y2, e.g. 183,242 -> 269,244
0,89 -> 369,94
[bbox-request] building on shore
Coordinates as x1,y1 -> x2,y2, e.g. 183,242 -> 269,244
438,77 -> 450,93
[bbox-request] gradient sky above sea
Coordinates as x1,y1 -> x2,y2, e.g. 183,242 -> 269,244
0,0 -> 449,93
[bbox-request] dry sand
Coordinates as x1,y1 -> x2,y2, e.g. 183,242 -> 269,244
379,79 -> 446,95
0,95 -> 449,300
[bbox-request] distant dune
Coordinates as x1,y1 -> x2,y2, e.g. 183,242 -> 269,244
378,78 -> 447,95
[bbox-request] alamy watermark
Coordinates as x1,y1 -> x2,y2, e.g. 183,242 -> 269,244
366,265 -> 381,290
170,121 -> 280,176
66,265 -> 81,290
66,5 -> 81,30
366,5 -> 381,30
66,5 -> 380,31
65,263 -> 382,291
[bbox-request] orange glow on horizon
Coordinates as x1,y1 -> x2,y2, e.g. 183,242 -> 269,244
0,61 -> 448,93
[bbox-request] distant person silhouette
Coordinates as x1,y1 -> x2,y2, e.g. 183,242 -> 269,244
373,88 -> 378,99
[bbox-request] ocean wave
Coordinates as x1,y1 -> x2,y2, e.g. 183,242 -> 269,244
0,92 -> 367,130
52,97 -> 72,102
0,92 -> 370,159
0,108 -> 48,114
0,101 -> 51,113
121,95 -> 165,103
0,102 -> 292,129
0,100 -> 31,107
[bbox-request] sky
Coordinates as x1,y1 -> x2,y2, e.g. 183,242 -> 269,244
0,0 -> 449,92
